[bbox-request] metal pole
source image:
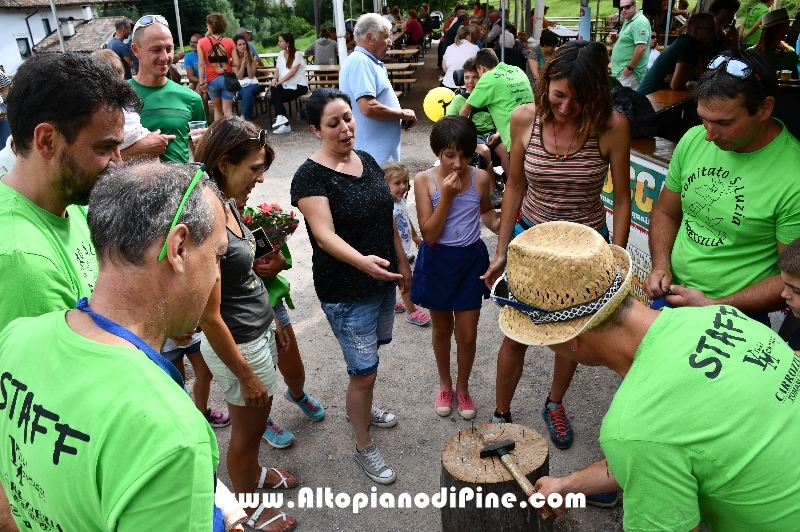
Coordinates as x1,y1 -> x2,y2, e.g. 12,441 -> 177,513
595,0 -> 600,40
173,0 -> 184,50
664,0 -> 673,47
48,0 -> 65,53
335,0 -> 348,65
500,0 -> 505,63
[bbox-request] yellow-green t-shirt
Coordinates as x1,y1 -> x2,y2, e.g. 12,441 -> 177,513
742,3 -> 770,48
0,311 -> 219,530
0,181 -> 98,332
665,122 -> 800,299
465,62 -> 533,149
601,306 -> 800,531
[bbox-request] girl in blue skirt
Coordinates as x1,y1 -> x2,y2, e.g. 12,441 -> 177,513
412,116 -> 500,420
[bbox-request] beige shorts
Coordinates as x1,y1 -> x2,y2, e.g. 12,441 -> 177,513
201,322 -> 279,406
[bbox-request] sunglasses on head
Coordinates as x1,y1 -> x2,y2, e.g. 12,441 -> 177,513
707,55 -> 758,81
248,129 -> 268,148
158,163 -> 206,262
132,14 -> 169,40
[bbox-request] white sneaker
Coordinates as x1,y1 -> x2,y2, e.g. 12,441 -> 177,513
273,124 -> 291,135
271,115 -> 288,128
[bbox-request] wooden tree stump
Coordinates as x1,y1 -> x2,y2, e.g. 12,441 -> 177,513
440,424 -> 552,532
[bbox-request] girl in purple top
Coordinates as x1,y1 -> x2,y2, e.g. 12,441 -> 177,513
412,116 -> 500,420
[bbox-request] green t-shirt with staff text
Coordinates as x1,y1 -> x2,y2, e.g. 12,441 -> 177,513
465,62 -> 533,149
0,311 -> 220,531
601,306 -> 800,531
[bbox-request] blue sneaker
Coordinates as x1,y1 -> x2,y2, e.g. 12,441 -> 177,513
541,401 -> 573,449
284,388 -> 325,422
587,491 -> 619,508
261,416 -> 295,449
490,411 -> 512,424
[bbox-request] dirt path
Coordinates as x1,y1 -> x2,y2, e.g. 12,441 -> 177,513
198,44 -> 625,531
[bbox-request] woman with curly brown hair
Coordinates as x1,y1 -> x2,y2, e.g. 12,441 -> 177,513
482,40 -> 631,453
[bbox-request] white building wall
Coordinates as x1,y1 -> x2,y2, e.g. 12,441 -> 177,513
0,5 -> 99,75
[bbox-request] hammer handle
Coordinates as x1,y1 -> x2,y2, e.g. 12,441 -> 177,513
499,454 -> 554,520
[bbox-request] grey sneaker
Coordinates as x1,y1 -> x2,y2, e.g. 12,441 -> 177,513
273,124 -> 291,135
346,405 -> 398,428
353,442 -> 396,484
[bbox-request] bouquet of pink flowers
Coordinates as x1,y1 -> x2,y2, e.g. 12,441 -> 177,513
242,203 -> 300,260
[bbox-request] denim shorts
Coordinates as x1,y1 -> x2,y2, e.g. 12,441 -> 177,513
320,288 -> 395,376
162,342 -> 200,365
207,75 -> 234,101
200,323 -> 279,406
273,300 -> 291,327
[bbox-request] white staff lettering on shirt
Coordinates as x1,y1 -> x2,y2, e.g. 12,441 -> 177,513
0,372 -> 90,465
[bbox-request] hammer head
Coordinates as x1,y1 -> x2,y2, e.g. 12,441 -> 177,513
479,438 -> 515,458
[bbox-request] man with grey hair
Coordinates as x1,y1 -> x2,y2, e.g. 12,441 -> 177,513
0,161 -> 230,530
340,13 -> 417,165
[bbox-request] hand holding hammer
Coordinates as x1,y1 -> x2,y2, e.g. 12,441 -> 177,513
480,439 -> 554,520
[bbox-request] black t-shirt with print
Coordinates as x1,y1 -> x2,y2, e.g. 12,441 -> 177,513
291,150 -> 397,302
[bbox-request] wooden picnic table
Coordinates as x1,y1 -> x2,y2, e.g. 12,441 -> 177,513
385,48 -> 419,62
646,89 -> 693,113
548,25 -> 578,43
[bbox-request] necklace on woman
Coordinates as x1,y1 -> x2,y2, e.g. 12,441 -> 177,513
553,122 -> 578,162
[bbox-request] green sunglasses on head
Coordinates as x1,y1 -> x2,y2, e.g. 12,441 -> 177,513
158,165 -> 206,262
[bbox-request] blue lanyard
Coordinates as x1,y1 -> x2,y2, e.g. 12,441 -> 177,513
75,298 -> 185,389
76,298 -> 224,531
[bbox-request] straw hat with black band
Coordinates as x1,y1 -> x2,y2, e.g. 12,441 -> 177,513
491,221 -> 632,346
762,8 -> 789,29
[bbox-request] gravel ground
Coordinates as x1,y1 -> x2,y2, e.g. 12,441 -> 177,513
192,44 -> 625,532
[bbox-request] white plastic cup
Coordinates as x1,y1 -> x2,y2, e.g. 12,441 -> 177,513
187,120 -> 207,162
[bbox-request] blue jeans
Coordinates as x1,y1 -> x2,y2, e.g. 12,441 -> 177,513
320,288 -> 395,376
207,75 -> 234,101
0,118 -> 9,152
238,83 -> 262,120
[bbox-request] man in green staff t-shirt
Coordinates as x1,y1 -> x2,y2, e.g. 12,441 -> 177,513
0,161 -> 228,531
645,50 -> 800,322
498,222 -> 800,532
459,48 -> 533,155
0,52 -> 139,529
130,14 -> 206,163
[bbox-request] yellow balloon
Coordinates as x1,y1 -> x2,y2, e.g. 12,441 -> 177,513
423,87 -> 456,122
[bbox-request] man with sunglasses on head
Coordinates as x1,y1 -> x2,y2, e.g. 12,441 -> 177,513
645,50 -> 800,326
610,0 -> 651,88
130,15 -> 206,164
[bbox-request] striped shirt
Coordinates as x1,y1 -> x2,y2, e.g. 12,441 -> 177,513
519,116 -> 609,231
